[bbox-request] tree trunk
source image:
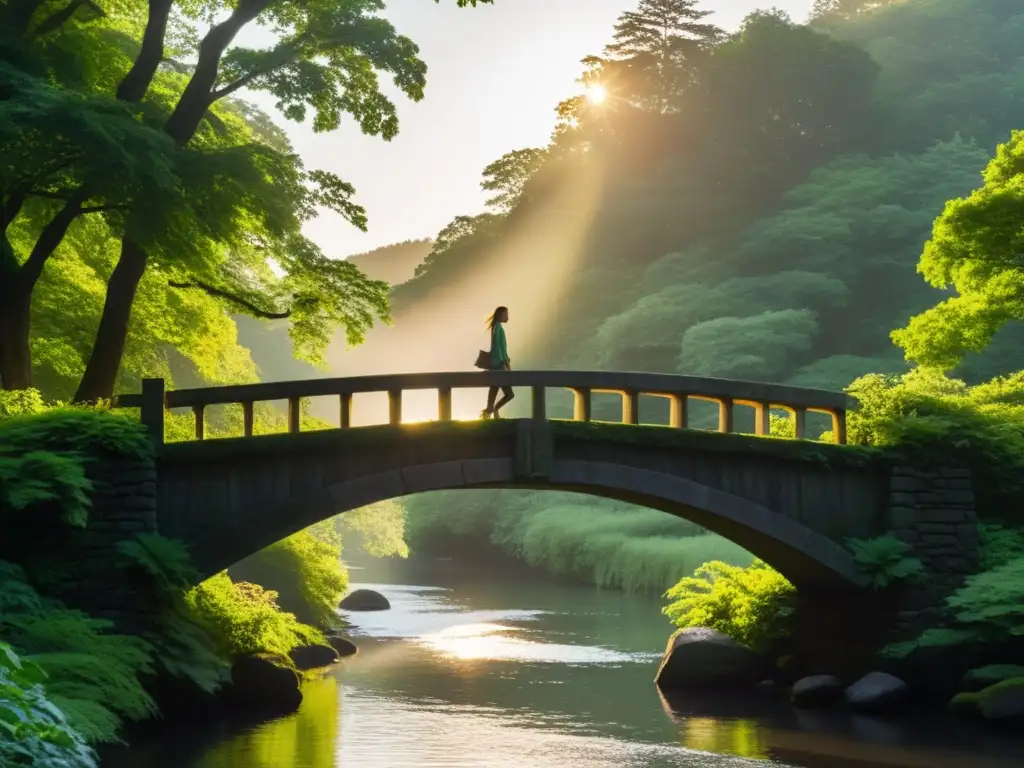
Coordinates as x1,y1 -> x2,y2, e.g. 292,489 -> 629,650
0,281 -> 32,390
73,239 -> 149,402
116,0 -> 175,103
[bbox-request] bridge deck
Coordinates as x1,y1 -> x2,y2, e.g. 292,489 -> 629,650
114,371 -> 855,445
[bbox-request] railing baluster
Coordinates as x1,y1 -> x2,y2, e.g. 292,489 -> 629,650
140,378 -> 165,444
621,390 -> 639,425
437,387 -> 452,422
242,401 -> 254,437
339,393 -> 352,429
669,393 -> 687,429
572,388 -> 592,423
717,397 -> 734,434
388,390 -> 402,425
114,374 -> 855,446
532,385 -> 546,421
194,405 -> 205,440
754,402 -> 770,436
831,409 -> 847,445
793,406 -> 807,439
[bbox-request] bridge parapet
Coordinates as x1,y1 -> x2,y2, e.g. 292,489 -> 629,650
114,371 -> 855,445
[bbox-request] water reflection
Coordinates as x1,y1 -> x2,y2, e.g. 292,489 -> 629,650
679,717 -> 769,761
104,557 -> 1024,768
197,676 -> 340,768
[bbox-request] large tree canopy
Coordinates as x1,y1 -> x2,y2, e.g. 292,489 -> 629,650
0,0 -> 491,397
893,130 -> 1024,369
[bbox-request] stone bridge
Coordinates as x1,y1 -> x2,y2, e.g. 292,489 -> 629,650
106,372 -> 978,617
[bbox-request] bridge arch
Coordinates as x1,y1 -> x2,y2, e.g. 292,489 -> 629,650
158,428 -> 871,592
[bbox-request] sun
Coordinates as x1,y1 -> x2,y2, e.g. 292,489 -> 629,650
585,83 -> 607,106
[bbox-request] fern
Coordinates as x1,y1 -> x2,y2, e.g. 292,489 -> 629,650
0,388 -> 46,417
0,642 -> 97,768
185,573 -> 326,659
882,556 -> 1024,658
0,562 -> 157,744
116,533 -> 201,592
0,449 -> 92,526
847,533 -> 925,589
115,534 -> 229,694
979,523 -> 1024,570
0,407 -> 153,459
662,559 -> 796,652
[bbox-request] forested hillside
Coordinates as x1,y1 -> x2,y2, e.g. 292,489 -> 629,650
392,0 -> 1024,591
348,239 -> 433,287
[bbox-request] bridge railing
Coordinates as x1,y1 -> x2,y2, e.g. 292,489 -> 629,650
113,371 -> 855,446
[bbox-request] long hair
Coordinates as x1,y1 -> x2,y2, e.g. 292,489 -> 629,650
486,306 -> 507,332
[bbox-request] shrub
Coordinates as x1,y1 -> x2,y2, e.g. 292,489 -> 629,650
0,642 -> 97,768
847,533 -> 925,589
0,562 -> 156,744
229,523 -> 348,630
184,573 -> 325,659
884,555 -> 1024,659
847,369 -> 1024,524
116,534 -> 229,694
662,559 -> 796,652
0,388 -> 46,417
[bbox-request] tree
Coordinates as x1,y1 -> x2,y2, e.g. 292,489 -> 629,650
811,0 -> 901,22
0,0 -> 491,396
481,148 -> 548,213
893,130 -> 1024,369
702,12 -> 880,201
603,0 -> 721,112
677,309 -> 819,381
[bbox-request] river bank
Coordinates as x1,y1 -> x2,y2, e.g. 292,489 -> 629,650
100,554 -> 1024,768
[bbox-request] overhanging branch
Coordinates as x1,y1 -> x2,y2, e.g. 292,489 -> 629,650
32,0 -> 104,37
168,279 -> 291,319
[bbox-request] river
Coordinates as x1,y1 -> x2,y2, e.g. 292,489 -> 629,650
106,556 -> 1024,768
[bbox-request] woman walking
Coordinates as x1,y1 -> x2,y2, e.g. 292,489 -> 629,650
481,306 -> 514,419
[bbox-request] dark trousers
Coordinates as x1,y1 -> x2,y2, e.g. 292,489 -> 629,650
486,365 -> 514,414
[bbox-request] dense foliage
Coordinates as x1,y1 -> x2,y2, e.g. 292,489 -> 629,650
662,560 -> 795,652
405,490 -> 751,594
229,523 -> 350,630
184,574 -> 325,660
382,0 -> 1024,606
0,642 -> 96,768
0,562 -> 156,744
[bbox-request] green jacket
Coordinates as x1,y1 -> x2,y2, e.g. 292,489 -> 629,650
490,323 -> 509,368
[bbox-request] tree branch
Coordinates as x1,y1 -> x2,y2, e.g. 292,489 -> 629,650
168,280 -> 291,318
0,194 -> 26,235
210,71 -> 261,101
32,0 -> 104,38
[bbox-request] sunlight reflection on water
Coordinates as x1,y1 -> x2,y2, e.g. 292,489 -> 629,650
336,686 -> 775,768
420,621 -> 658,663
341,583 -> 659,665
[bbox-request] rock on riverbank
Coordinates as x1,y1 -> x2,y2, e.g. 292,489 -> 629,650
339,588 -> 391,611
655,628 -> 765,690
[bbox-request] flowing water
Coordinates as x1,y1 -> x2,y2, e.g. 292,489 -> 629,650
107,556 -> 1024,768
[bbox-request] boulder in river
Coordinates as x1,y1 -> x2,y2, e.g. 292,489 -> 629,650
339,588 -> 391,611
655,628 -> 764,691
791,675 -> 844,709
844,672 -> 909,715
961,665 -> 1024,693
289,644 -> 340,671
226,653 -> 302,714
327,635 -> 358,657
950,678 -> 1024,726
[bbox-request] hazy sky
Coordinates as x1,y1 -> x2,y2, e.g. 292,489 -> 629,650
246,0 -> 815,259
